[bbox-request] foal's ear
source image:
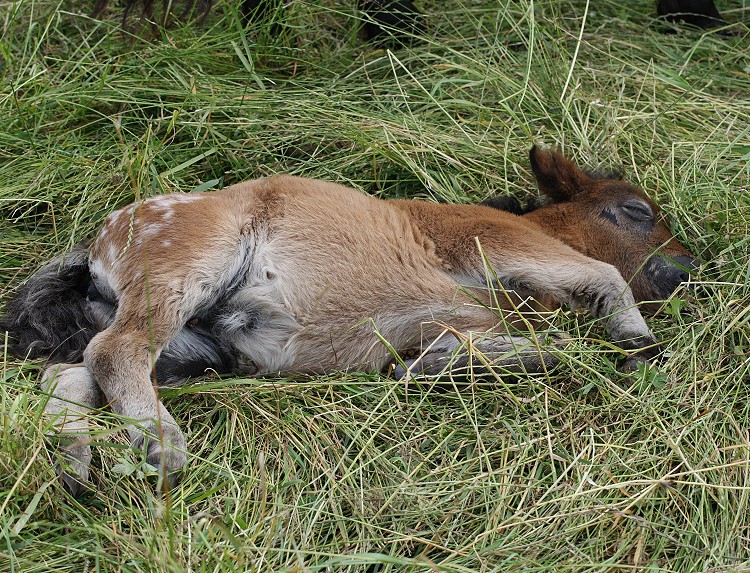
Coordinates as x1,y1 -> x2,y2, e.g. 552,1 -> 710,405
529,146 -> 593,202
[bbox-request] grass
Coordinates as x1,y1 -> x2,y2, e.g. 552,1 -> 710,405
1,0 -> 750,571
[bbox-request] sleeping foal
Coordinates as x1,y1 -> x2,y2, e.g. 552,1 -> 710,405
0,146 -> 698,495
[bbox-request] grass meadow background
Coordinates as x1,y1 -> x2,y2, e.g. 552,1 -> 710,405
1,0 -> 750,571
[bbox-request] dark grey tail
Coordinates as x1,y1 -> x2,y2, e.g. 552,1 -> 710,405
0,246 -> 98,364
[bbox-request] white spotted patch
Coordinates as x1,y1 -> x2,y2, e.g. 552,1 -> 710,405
142,224 -> 166,238
170,193 -> 201,202
148,193 -> 201,206
89,257 -> 118,300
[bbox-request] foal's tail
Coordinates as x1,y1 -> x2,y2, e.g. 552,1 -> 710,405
0,245 -> 99,364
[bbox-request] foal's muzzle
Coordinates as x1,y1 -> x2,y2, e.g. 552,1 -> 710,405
647,254 -> 701,299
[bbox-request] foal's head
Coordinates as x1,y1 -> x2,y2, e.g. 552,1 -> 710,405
524,146 -> 700,306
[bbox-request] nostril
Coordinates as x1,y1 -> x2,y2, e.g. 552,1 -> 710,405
673,255 -> 700,276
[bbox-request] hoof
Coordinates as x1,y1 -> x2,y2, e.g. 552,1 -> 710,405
55,446 -> 93,497
130,420 -> 187,492
620,353 -> 649,373
58,467 -> 92,497
142,426 -> 188,491
615,332 -> 661,361
392,359 -> 423,379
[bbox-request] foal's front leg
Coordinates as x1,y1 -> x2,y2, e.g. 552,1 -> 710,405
491,250 -> 658,355
396,333 -> 566,379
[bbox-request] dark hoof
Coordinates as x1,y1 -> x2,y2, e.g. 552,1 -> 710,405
57,466 -> 92,497
392,358 -> 422,379
616,333 -> 661,359
146,441 -> 187,493
620,354 -> 649,373
166,467 -> 184,491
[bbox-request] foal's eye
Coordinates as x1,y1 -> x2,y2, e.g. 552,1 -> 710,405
620,200 -> 654,222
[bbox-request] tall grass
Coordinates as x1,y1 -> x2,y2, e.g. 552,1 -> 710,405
1,0 -> 749,571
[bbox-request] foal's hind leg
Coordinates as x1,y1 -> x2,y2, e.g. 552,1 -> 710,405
41,364 -> 103,496
83,249 -> 249,487
83,302 -> 188,489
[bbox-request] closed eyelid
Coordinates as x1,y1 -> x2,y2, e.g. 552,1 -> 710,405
622,201 -> 653,218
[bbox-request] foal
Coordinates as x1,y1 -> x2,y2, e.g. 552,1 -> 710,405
0,146 -> 698,494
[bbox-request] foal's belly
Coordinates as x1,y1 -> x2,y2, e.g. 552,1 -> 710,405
225,256 -> 497,375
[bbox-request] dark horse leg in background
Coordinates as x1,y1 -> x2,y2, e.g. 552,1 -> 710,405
657,0 -> 727,29
240,0 -> 425,44
356,1 -> 425,44
93,0 -> 732,36
240,0 -> 282,34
